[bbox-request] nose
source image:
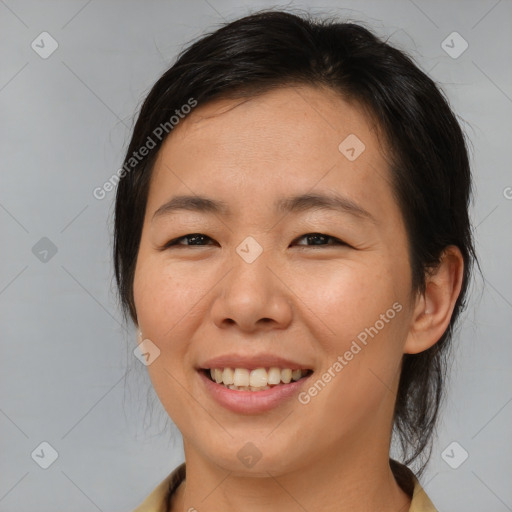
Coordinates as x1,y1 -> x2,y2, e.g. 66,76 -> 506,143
210,249 -> 293,333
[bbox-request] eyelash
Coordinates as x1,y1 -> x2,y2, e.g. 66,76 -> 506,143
163,233 -> 349,249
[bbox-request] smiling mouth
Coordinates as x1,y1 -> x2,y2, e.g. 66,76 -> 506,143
201,367 -> 313,391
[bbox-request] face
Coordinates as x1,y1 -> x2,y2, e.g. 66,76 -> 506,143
133,85 -> 417,475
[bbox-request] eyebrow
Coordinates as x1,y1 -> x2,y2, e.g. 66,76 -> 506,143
152,192 -> 376,223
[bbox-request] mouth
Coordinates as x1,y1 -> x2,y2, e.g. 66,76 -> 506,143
200,367 -> 314,392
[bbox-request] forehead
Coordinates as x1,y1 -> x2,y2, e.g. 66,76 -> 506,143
164,84 -> 380,160
146,85 -> 395,222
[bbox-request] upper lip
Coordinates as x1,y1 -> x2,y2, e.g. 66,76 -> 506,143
198,353 -> 313,371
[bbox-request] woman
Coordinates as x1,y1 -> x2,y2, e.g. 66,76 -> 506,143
113,10 -> 476,512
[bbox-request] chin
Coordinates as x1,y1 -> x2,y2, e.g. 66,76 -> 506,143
200,439 -> 305,478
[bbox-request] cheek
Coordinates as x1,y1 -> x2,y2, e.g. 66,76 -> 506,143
133,257 -> 217,391
133,259 -> 206,424
298,258 -> 409,399
297,273 -> 407,437
134,257 -> 209,336
299,258 -> 406,341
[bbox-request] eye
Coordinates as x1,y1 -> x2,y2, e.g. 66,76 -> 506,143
162,232 -> 349,250
163,233 -> 216,248
292,233 -> 348,248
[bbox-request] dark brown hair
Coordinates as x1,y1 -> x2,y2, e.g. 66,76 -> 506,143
113,9 -> 476,474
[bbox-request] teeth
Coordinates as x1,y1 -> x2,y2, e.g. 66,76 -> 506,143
233,368 -> 250,387
281,368 -> 292,384
222,367 -> 234,385
268,367 -> 281,385
207,366 -> 310,390
249,368 -> 268,387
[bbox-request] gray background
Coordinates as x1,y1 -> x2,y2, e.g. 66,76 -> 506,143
1,0 -> 511,510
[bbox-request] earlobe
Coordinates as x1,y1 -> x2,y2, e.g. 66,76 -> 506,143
404,246 -> 464,355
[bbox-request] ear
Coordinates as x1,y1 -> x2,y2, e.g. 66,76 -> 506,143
404,245 -> 464,354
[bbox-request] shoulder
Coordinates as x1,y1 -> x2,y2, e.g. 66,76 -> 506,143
390,459 -> 438,512
409,476 -> 438,512
131,463 -> 186,512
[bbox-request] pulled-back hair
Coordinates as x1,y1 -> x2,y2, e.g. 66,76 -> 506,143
113,9 -> 476,474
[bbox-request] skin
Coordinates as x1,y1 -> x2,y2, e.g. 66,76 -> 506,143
132,84 -> 464,512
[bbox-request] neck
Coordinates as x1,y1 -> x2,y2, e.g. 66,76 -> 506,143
170,438 -> 411,512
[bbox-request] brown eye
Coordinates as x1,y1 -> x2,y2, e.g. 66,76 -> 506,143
162,232 -> 349,250
293,233 -> 348,247
164,233 -> 215,248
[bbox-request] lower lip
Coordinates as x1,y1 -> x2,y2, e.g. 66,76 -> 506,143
198,370 -> 312,414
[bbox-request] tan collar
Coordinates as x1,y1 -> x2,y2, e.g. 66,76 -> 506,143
132,461 -> 437,512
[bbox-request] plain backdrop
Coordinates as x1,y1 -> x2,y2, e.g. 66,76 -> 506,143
1,1 -> 511,510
